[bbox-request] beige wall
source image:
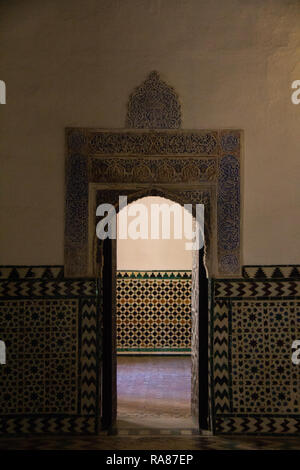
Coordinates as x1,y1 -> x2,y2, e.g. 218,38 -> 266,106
117,196 -> 193,270
0,0 -> 299,266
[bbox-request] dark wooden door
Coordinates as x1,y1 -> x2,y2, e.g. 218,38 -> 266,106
101,238 -> 117,431
191,246 -> 209,430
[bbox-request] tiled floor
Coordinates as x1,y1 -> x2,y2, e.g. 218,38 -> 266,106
117,355 -> 195,433
1,434 -> 300,450
0,356 -> 300,450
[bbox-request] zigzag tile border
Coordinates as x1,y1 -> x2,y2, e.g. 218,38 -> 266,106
80,299 -> 99,416
214,279 -> 300,298
0,279 -> 97,298
117,270 -> 192,280
211,300 -> 230,415
243,265 -> 300,280
215,416 -> 300,435
0,416 -> 96,435
0,265 -> 64,280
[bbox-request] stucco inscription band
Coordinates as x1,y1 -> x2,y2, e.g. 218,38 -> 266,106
0,341 -> 5,364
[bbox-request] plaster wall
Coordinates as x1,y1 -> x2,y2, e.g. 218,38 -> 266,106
0,0 -> 299,265
117,197 -> 193,270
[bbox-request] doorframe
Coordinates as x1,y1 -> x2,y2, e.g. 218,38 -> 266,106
64,128 -> 242,280
64,127 -> 242,434
100,195 -> 210,432
198,248 -> 209,429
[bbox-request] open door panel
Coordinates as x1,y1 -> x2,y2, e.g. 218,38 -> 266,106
191,246 -> 209,431
101,238 -> 117,431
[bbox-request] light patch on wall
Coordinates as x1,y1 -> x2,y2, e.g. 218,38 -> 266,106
292,340 -> 300,365
291,80 -> 300,104
0,340 -> 6,364
0,80 -> 6,104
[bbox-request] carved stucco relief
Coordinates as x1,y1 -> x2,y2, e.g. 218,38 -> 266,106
65,128 -> 241,278
126,71 -> 181,129
65,71 -> 241,278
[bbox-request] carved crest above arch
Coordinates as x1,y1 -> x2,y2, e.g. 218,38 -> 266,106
126,71 -> 181,129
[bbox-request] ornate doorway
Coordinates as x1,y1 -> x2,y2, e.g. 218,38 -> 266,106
64,72 -> 242,434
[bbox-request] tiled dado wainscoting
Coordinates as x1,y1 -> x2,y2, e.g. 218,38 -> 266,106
0,265 -> 299,435
211,266 -> 300,435
0,266 -> 100,435
116,271 -> 192,354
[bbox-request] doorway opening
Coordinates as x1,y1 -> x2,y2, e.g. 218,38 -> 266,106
101,195 -> 209,434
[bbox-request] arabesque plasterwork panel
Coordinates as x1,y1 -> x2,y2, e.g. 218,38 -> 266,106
65,128 -> 242,278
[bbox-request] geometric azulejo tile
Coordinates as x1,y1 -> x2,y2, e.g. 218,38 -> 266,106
0,298 -> 78,415
230,299 -> 300,415
117,272 -> 192,353
0,267 -> 100,435
211,276 -> 300,435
